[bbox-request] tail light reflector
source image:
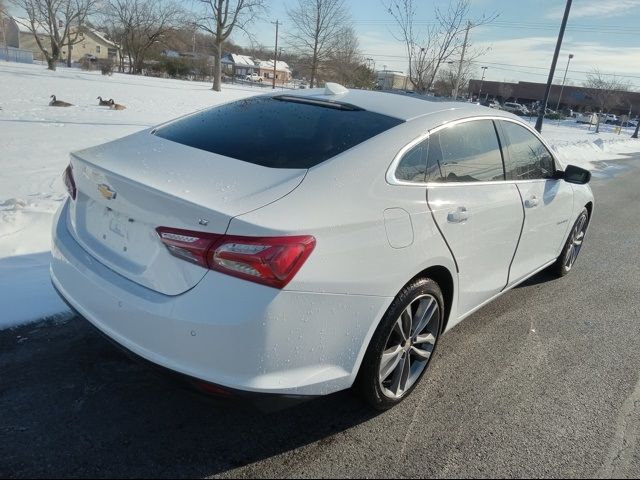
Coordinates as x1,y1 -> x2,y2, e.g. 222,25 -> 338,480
156,227 -> 315,289
63,164 -> 76,200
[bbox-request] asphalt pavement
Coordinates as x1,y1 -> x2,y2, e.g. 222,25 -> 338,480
1,155 -> 639,478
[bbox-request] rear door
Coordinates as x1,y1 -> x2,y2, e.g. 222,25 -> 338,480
497,120 -> 574,285
426,119 -> 524,317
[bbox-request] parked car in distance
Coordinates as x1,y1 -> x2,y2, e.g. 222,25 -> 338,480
482,99 -> 501,109
603,114 -> 619,124
503,102 -> 529,116
51,84 -> 594,410
576,112 -> 598,125
245,73 -> 263,83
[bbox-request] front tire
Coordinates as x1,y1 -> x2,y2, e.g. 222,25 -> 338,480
356,278 -> 443,410
553,208 -> 589,277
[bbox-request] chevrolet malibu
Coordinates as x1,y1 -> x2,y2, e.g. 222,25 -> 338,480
51,84 -> 594,410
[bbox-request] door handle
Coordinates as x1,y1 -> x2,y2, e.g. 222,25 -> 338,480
447,206 -> 470,223
525,195 -> 539,208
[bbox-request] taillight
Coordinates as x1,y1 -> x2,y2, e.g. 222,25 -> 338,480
156,228 -> 222,268
63,164 -> 76,200
156,227 -> 315,289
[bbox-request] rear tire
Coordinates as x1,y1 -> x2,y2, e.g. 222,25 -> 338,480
552,208 -> 590,277
355,278 -> 444,410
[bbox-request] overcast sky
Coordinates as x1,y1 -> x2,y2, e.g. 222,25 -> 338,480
240,0 -> 640,90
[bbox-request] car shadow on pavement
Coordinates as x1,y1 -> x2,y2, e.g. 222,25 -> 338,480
514,269 -> 557,288
0,316 -> 379,478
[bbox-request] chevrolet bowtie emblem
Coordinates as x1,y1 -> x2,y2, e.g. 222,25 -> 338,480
98,183 -> 117,200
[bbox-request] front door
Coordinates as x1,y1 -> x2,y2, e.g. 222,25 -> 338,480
425,119 -> 524,317
497,120 -> 574,285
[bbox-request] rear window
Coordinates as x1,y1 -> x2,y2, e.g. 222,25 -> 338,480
154,96 -> 404,169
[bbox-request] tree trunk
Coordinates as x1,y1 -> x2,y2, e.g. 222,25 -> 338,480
212,44 -> 222,91
46,56 -> 56,71
66,45 -> 72,68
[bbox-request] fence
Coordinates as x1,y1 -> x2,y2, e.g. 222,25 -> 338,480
0,46 -> 34,64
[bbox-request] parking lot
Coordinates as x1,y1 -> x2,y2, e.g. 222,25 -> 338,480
1,156 -> 639,478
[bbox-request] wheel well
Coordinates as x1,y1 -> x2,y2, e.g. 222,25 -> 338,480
412,266 -> 454,334
585,201 -> 593,218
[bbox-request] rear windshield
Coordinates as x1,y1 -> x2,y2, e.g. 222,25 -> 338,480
153,96 -> 404,169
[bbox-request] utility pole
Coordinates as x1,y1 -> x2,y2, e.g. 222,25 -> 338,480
633,120 -> 639,139
453,21 -> 471,100
535,0 -> 572,133
478,66 -> 488,101
555,53 -> 574,112
271,20 -> 279,90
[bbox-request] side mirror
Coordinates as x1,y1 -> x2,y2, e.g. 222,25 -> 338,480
562,164 -> 591,185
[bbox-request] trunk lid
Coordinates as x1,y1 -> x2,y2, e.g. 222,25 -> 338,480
66,131 -> 306,296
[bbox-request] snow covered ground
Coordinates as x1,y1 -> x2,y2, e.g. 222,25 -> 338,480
1,61 -> 639,329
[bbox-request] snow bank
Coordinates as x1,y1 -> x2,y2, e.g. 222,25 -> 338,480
0,61 -> 262,328
0,61 -> 639,329
522,118 -> 640,171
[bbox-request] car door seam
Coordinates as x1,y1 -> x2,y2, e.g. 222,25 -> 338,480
503,183 -> 527,291
426,187 -> 459,273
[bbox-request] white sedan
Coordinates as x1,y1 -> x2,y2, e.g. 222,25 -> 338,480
51,84 -> 594,410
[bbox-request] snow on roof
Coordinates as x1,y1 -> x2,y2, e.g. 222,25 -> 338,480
87,28 -> 117,48
257,59 -> 291,72
230,54 -> 256,67
13,17 -> 50,36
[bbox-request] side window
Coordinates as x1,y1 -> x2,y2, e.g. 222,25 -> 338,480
395,139 -> 428,183
500,121 -> 555,180
426,120 -> 505,182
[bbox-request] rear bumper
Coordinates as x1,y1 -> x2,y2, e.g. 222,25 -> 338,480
51,200 -> 392,396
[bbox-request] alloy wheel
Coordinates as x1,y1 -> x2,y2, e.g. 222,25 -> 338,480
564,212 -> 588,271
378,294 -> 440,399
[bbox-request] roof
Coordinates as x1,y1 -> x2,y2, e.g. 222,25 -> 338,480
257,59 -> 291,72
86,28 -> 117,48
266,87 -> 515,122
13,17 -> 50,35
12,19 -> 117,48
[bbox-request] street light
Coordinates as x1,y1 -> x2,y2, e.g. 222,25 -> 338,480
478,66 -> 488,101
555,53 -> 574,113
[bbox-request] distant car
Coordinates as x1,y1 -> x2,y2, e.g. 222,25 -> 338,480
51,86 -> 594,410
618,119 -> 638,128
576,112 -> 598,125
83,54 -> 98,63
245,73 -> 263,83
600,113 -> 618,124
562,108 -> 575,118
482,99 -> 501,109
503,102 -> 529,116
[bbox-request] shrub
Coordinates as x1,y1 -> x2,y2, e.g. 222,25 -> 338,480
99,59 -> 114,76
80,56 -> 94,71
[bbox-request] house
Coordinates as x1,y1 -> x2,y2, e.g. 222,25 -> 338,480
221,53 -> 257,77
376,70 -> 413,91
4,17 -> 119,63
255,59 -> 292,86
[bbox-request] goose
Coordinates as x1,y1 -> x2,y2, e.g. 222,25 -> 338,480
97,96 -> 111,106
109,99 -> 127,110
49,95 -> 73,107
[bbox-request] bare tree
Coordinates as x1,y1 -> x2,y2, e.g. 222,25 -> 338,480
384,0 -> 496,93
286,0 -> 350,88
193,0 -> 266,91
65,0 -> 98,67
103,0 -> 184,75
9,0 -> 97,70
584,68 -> 630,132
0,0 -> 7,46
433,61 -> 476,97
325,26 -> 364,86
